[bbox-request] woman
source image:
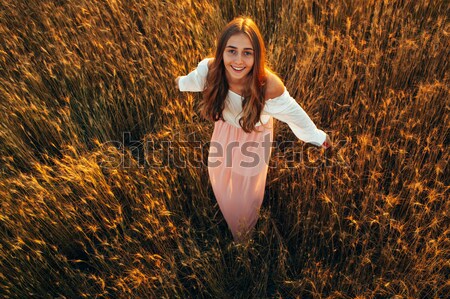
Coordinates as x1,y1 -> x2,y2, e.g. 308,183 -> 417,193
175,17 -> 332,243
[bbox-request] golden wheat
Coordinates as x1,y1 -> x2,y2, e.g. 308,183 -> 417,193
0,0 -> 448,298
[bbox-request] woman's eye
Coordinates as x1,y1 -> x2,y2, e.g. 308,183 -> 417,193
244,51 -> 253,56
228,50 -> 236,54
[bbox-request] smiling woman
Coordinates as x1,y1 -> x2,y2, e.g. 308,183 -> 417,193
176,17 -> 332,243
223,33 -> 255,86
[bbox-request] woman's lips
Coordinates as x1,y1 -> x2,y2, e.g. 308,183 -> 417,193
231,65 -> 245,72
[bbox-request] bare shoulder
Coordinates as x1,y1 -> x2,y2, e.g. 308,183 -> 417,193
207,58 -> 214,68
264,70 -> 285,100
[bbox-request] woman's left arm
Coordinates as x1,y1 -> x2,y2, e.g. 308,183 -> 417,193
263,73 -> 331,148
264,88 -> 331,148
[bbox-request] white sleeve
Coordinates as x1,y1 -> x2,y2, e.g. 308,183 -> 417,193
263,88 -> 326,146
178,58 -> 212,92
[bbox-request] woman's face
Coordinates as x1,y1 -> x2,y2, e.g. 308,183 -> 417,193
223,33 -> 255,84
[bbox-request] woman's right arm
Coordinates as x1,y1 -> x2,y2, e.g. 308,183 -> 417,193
176,58 -> 213,92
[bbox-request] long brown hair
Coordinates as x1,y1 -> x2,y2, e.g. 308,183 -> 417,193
200,17 -> 267,133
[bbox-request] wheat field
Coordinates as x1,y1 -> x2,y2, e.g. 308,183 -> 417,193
0,0 -> 448,298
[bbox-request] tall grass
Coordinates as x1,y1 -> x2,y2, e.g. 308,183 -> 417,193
0,0 -> 448,298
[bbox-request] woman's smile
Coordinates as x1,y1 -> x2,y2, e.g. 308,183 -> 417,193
231,65 -> 246,72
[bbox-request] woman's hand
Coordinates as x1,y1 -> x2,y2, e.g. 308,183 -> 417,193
175,76 -> 180,88
321,134 -> 332,149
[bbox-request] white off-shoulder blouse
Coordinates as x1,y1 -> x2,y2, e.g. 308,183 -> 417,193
178,58 -> 326,146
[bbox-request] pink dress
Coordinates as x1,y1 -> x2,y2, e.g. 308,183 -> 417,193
178,58 -> 326,242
